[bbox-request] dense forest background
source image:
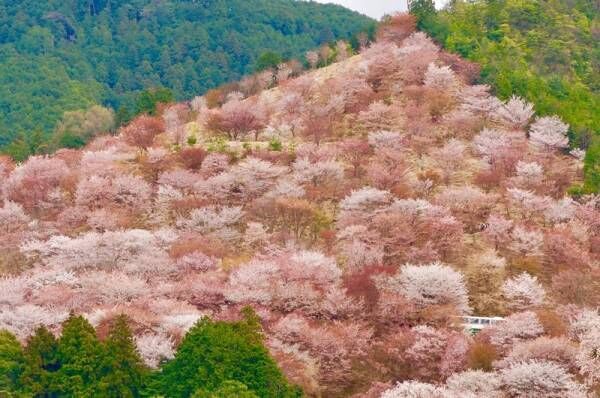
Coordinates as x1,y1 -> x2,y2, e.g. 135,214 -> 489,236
0,0 -> 373,152
414,0 -> 599,191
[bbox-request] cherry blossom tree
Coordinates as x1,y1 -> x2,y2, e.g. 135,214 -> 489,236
435,186 -> 496,230
509,226 -> 544,257
305,50 -> 319,69
576,327 -> 600,387
424,63 -> 457,92
0,201 -> 30,233
406,325 -> 468,379
75,175 -> 116,209
497,337 -> 578,371
513,161 -> 544,189
493,96 -> 535,129
135,333 -> 175,368
502,273 -> 546,310
529,116 -> 569,151
487,311 -> 544,349
459,85 -> 502,116
206,97 -> 267,140
121,115 -> 164,151
483,214 -> 514,249
499,360 -> 586,398
177,206 -> 244,242
381,381 -> 450,398
379,262 -> 470,314
226,249 -> 351,317
376,13 -> 416,44
446,370 -> 502,397
4,156 -> 70,210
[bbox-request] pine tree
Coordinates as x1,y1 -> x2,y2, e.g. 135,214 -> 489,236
20,326 -> 60,396
0,330 -> 24,395
155,307 -> 301,398
97,315 -> 148,398
54,315 -> 105,396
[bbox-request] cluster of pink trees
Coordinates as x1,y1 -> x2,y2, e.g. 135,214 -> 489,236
0,12 -> 598,396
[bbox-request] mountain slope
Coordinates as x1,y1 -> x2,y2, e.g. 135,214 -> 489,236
415,0 -> 599,191
0,0 -> 374,147
1,14 -> 598,397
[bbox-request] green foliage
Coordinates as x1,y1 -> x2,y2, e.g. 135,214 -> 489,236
135,87 -> 174,116
153,307 -> 301,398
97,315 -> 148,397
0,0 -> 372,156
584,138 -> 600,193
409,0 -> 436,30
269,138 -> 283,151
4,310 -> 300,397
192,380 -> 260,398
0,330 -> 24,395
20,326 -> 59,396
255,51 -> 283,72
54,315 -> 106,396
419,0 -> 600,192
187,135 -> 198,146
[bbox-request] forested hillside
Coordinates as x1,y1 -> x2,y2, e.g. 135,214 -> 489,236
0,0 -> 373,151
1,14 -> 599,397
413,0 -> 599,192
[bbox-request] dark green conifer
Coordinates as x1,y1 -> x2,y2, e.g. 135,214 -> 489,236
20,326 -> 59,397
0,330 -> 24,395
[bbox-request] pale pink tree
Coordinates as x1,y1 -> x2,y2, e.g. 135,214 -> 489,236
499,360 -> 586,398
381,381 -> 450,398
529,116 -> 569,151
367,130 -> 404,149
113,174 -> 152,209
121,115 -> 164,151
483,214 -> 514,249
379,262 -> 470,314
336,225 -> 384,269
493,96 -> 535,129
358,102 -> 398,132
459,85 -> 502,116
512,161 -> 544,189
177,206 -> 244,242
335,40 -> 350,62
473,128 -> 513,160
487,311 -> 544,349
497,337 -> 578,371
502,273 -> 546,310
509,225 -> 544,257
339,187 -> 392,217
75,175 -> 116,209
306,50 -> 319,69
158,169 -> 200,192
424,63 -> 457,92
227,249 -> 350,317
135,333 -> 175,368
433,139 -> 465,182
406,325 -> 468,379
435,186 -> 496,230
507,188 -> 552,220
0,201 -> 30,233
206,97 -> 267,140
576,327 -> 600,387
0,304 -> 68,341
446,370 -> 502,397
4,156 -> 70,210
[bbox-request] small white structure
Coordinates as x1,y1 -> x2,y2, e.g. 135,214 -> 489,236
460,316 -> 504,333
